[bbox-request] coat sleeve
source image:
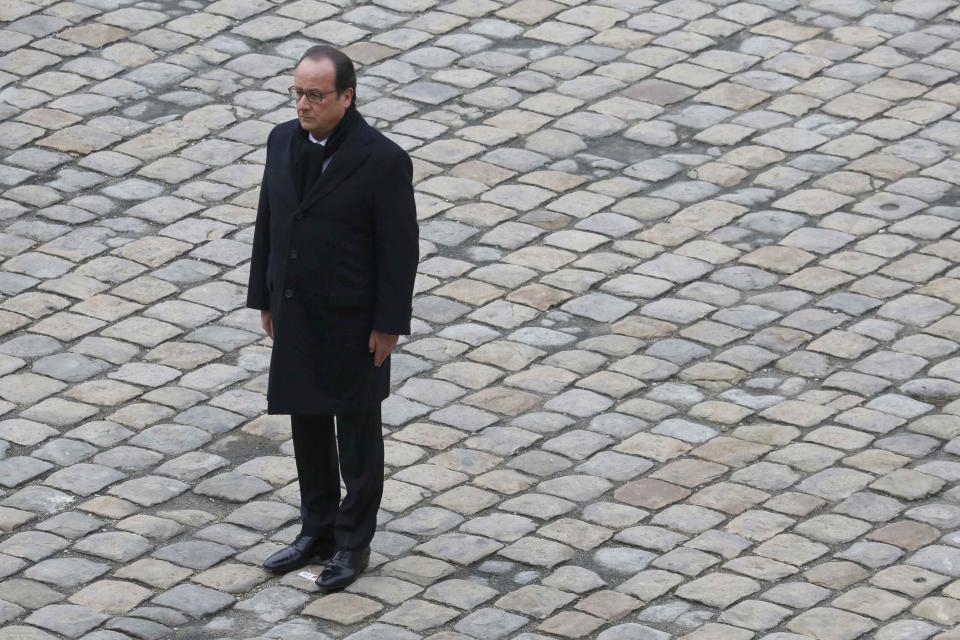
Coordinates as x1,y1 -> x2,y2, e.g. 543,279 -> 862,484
246,131 -> 274,311
372,148 -> 418,335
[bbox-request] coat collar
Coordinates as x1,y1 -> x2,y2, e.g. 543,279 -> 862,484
292,112 -> 377,216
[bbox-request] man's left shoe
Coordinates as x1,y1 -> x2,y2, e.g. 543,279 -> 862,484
315,548 -> 370,592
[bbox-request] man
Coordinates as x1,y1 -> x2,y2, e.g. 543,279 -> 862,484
246,45 -> 418,592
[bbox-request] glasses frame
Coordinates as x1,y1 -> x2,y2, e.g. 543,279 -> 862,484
288,86 -> 339,104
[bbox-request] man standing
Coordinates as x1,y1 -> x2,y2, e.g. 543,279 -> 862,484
246,45 -> 418,592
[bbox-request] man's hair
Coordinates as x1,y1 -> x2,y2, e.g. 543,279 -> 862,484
298,45 -> 357,104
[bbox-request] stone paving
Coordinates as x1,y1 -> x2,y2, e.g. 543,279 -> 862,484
1,0 -> 960,638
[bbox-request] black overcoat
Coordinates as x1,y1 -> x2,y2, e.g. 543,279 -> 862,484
246,114 -> 418,415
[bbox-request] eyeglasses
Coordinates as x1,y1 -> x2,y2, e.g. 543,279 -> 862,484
288,86 -> 338,104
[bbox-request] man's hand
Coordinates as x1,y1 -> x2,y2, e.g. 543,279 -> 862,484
368,330 -> 398,367
261,310 -> 274,339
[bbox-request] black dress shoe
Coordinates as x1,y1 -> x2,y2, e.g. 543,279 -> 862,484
263,535 -> 335,573
316,548 -> 370,592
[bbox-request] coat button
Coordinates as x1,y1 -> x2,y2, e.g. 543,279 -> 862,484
289,249 -> 298,259
284,289 -> 293,299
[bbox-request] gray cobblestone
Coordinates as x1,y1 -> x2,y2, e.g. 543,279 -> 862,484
0,1 -> 958,638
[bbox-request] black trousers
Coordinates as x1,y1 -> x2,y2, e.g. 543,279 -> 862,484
290,406 -> 383,551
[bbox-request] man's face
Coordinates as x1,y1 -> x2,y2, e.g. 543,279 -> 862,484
293,57 -> 354,139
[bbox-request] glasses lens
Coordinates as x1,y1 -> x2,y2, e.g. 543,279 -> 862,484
290,88 -> 332,103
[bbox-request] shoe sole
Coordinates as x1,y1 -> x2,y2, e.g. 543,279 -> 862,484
264,551 -> 335,574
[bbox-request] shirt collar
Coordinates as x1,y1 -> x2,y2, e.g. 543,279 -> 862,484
308,132 -> 326,145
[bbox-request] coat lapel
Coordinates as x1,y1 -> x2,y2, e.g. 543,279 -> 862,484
295,119 -> 376,216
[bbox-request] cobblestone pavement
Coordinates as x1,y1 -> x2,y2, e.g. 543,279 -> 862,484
1,0 -> 960,639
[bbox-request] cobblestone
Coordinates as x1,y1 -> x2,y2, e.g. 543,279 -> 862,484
0,0 -> 958,638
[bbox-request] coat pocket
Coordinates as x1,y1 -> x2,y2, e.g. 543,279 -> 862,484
328,288 -> 375,310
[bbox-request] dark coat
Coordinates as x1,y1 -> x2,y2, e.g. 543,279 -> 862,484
246,114 -> 418,415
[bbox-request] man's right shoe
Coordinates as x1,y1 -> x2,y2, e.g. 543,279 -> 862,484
263,535 -> 335,573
